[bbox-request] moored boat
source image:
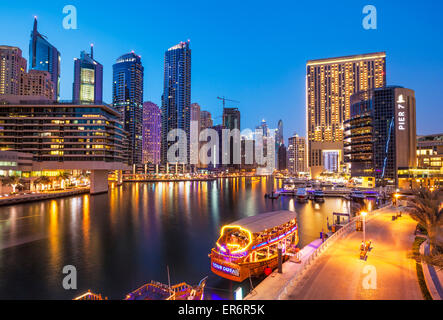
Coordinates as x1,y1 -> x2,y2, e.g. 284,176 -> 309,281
209,210 -> 299,282
350,189 -> 366,201
125,278 -> 207,300
313,189 -> 325,203
296,188 -> 308,202
74,278 -> 207,301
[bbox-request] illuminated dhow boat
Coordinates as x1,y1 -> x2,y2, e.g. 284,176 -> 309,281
125,278 -> 207,300
209,210 -> 299,282
74,277 -> 207,301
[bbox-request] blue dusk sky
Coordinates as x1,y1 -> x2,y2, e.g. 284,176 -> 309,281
0,0 -> 442,140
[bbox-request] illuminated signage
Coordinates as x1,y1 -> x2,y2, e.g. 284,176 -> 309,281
397,94 -> 407,131
212,262 -> 240,277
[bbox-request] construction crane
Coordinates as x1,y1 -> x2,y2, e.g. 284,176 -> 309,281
217,96 -> 240,109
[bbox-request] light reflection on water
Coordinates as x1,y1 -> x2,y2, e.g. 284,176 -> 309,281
0,177 -> 373,300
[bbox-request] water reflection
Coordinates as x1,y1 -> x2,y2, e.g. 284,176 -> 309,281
0,177 -> 374,299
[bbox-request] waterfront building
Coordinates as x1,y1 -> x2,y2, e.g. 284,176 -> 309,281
142,101 -> 161,165
112,52 -> 144,165
200,111 -> 213,131
73,45 -> 103,104
288,134 -> 307,175
0,98 -> 129,193
29,18 -> 60,100
417,134 -> 443,170
344,86 -> 417,187
161,41 -> 191,164
306,52 -> 386,177
0,46 -> 27,95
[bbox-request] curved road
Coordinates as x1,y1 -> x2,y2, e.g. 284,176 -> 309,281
287,207 -> 422,300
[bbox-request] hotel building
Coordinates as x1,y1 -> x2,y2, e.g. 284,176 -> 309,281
306,52 -> 386,177
344,86 -> 417,187
0,98 -> 129,193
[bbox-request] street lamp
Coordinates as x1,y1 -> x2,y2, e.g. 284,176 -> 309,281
361,211 -> 368,243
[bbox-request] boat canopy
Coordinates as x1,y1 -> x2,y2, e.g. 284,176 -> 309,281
225,211 -> 296,233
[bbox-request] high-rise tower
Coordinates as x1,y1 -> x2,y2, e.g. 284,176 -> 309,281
29,17 -> 60,100
112,52 -> 144,165
306,52 -> 386,177
161,41 -> 191,164
73,45 -> 103,104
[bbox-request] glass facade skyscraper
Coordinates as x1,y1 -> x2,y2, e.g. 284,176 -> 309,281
29,18 -> 60,100
161,41 -> 191,164
112,52 -> 144,165
344,86 -> 417,187
73,45 -> 103,104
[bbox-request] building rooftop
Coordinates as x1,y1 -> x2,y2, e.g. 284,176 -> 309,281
307,52 -> 386,66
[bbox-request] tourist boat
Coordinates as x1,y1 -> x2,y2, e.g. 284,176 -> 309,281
350,189 -> 366,201
125,278 -> 207,300
296,188 -> 308,202
281,179 -> 296,195
74,278 -> 207,301
313,189 -> 325,203
209,210 -> 299,282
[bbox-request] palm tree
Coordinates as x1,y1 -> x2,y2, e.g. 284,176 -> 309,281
34,176 -> 52,191
56,172 -> 72,189
1,176 -> 22,193
407,188 -> 443,255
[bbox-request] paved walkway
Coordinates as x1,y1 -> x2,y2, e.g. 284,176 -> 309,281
245,239 -> 323,300
287,210 -> 422,300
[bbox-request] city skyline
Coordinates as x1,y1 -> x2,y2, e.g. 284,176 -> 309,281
1,1 -> 442,140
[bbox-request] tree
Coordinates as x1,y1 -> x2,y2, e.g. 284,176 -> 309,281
407,188 -> 443,255
1,176 -> 22,193
34,176 -> 52,190
56,172 -> 72,189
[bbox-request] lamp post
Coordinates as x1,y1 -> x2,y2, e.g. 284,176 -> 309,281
361,211 -> 368,243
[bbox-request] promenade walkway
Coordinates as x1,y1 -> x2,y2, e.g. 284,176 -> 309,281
286,208 -> 421,300
246,206 -> 423,300
0,188 -> 89,206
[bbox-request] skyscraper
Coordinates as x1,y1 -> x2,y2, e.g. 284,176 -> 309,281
142,101 -> 161,165
306,52 -> 386,177
0,46 -> 27,95
276,120 -> 284,147
161,41 -> 191,164
344,86 -> 417,187
112,52 -> 144,165
288,134 -> 307,175
29,18 -> 60,100
73,45 -> 103,104
200,111 -> 213,131
222,108 -> 241,131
